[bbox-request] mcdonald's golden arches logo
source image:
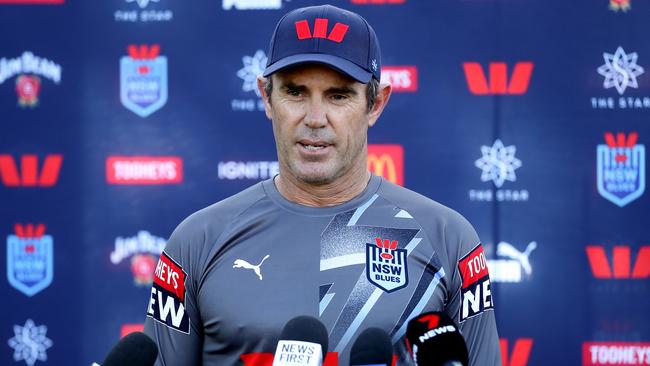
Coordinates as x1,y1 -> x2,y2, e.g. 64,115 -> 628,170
367,144 -> 404,186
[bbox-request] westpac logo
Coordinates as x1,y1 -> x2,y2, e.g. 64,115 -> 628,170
7,223 -> 54,297
218,161 -> 278,180
0,154 -> 62,187
111,231 -> 166,286
592,47 -> 649,110
463,62 -> 533,95
0,0 -> 62,4
367,144 -> 404,186
597,132 -> 645,207
381,66 -> 418,93
120,44 -> 168,117
610,0 -> 631,12
469,139 -> 529,202
233,49 -> 266,112
583,342 -> 650,365
487,241 -> 537,283
295,18 -> 349,43
500,338 -> 533,366
222,0 -> 281,10
586,245 -> 649,279
0,51 -> 62,108
115,0 -> 173,23
106,156 -> 183,185
366,237 -> 408,293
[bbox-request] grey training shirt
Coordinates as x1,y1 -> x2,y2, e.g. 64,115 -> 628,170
144,175 -> 501,366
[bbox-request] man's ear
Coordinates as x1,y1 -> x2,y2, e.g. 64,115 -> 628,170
257,76 -> 273,120
368,82 -> 392,127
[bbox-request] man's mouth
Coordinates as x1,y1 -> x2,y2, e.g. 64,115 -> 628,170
297,140 -> 331,151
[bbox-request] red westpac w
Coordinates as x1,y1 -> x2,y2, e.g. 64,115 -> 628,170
295,19 -> 349,43
463,62 -> 533,95
500,338 -> 533,366
586,245 -> 650,279
0,154 -> 62,187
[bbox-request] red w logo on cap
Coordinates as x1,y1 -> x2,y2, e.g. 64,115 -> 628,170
295,19 -> 349,43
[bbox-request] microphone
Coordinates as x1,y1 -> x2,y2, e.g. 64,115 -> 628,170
349,327 -> 393,366
101,331 -> 158,366
405,312 -> 468,366
273,315 -> 329,366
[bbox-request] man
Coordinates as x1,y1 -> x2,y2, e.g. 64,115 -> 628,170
145,4 -> 501,366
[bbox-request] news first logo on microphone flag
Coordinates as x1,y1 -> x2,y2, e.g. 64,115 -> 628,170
147,251 -> 190,333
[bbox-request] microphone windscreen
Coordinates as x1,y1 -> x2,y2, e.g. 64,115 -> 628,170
279,315 -> 329,354
405,312 -> 468,366
102,331 -> 158,366
350,327 -> 393,366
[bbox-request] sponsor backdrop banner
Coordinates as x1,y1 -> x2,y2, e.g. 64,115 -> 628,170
1,0 -> 649,365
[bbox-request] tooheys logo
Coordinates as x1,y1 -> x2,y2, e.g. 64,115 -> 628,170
458,244 -> 493,322
0,0 -> 63,3
0,154 -> 62,187
500,338 -> 533,366
583,342 -> 650,365
367,144 -> 404,186
106,156 -> 183,185
381,66 -> 418,92
463,62 -> 533,95
586,245 -> 650,279
147,252 -> 190,333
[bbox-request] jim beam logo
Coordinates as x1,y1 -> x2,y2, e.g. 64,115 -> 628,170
7,223 -> 54,297
458,244 -> 493,322
597,132 -> 645,207
0,51 -> 62,108
147,252 -> 190,333
366,237 -> 408,293
120,44 -> 168,117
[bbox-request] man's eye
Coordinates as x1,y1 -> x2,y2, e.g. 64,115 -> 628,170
287,89 -> 301,97
331,94 -> 348,101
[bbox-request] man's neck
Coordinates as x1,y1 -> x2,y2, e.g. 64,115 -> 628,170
274,168 -> 371,207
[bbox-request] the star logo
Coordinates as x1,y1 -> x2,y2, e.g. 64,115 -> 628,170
8,319 -> 53,366
475,139 -> 522,188
125,0 -> 160,8
597,46 -> 644,95
610,0 -> 631,12
371,59 -> 378,72
237,50 -> 267,97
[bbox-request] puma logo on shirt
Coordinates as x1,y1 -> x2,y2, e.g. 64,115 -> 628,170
233,255 -> 270,280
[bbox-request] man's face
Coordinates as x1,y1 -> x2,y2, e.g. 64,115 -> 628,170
259,64 -> 379,185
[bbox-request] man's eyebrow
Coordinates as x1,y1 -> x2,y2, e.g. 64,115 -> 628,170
326,86 -> 358,95
280,81 -> 306,92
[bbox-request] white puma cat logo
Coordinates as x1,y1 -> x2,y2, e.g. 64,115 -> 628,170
233,255 -> 270,280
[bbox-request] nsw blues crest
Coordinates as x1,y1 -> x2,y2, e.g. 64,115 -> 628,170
597,132 -> 646,207
120,44 -> 168,117
366,237 -> 408,293
7,223 -> 54,297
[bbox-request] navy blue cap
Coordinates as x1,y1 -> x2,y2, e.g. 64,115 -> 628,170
263,4 -> 381,83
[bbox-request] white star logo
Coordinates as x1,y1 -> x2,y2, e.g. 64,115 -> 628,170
371,59 -> 378,72
475,139 -> 522,188
125,0 -> 160,9
8,319 -> 53,366
237,50 -> 268,97
597,46 -> 644,95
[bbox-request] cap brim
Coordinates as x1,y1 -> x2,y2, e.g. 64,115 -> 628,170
263,53 -> 373,83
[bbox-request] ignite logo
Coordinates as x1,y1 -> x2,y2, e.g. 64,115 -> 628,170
597,132 -> 645,207
366,237 -> 409,293
609,0 -> 631,12
381,66 -> 418,92
294,19 -> 349,43
367,144 -> 404,186
586,245 -> 650,279
463,62 -> 533,95
6,223 -> 54,297
0,51 -> 62,108
500,338 -> 533,366
0,154 -> 62,187
458,244 -> 493,322
583,342 -> 650,365
218,161 -> 279,180
120,44 -> 168,117
147,252 -> 190,333
111,231 -> 166,286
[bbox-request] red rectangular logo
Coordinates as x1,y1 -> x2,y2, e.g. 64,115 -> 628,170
106,156 -> 183,185
583,342 -> 650,365
351,0 -> 405,4
458,244 -> 489,289
0,0 -> 64,3
367,144 -> 404,186
381,66 -> 418,92
153,252 -> 186,302
120,324 -> 144,338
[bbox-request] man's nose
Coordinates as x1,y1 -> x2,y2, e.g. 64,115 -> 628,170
304,98 -> 327,128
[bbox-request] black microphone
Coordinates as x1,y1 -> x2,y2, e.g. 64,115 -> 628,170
273,315 -> 329,366
405,312 -> 468,366
349,327 -> 393,366
102,332 -> 158,366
